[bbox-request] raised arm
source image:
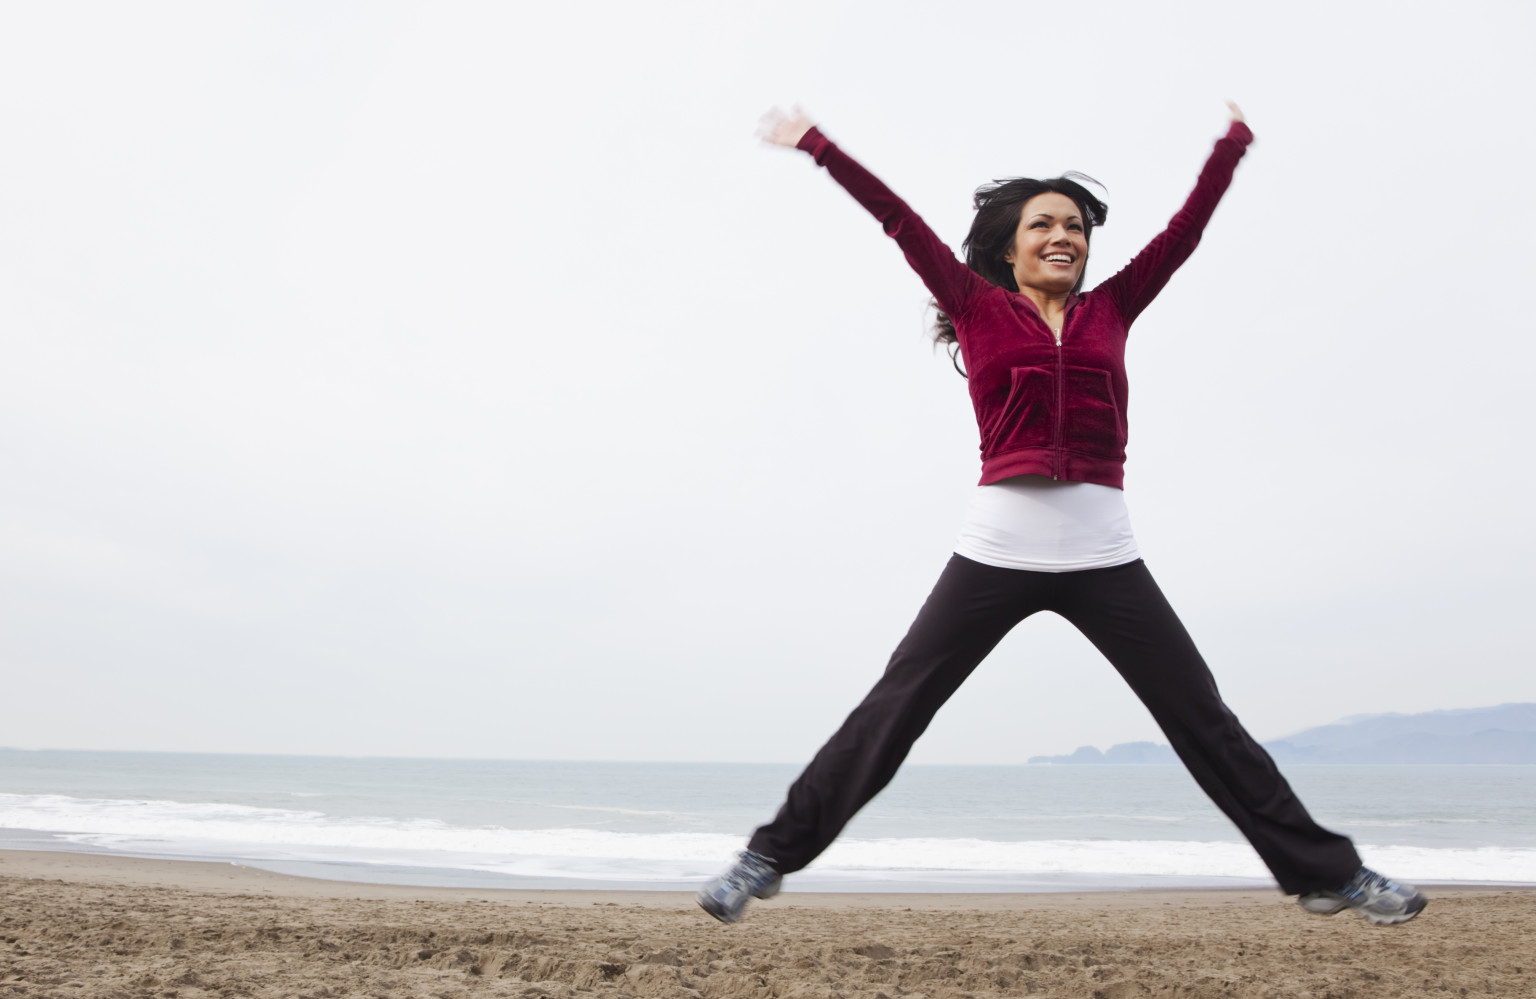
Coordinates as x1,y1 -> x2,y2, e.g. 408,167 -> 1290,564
759,107 -> 987,320
1096,103 -> 1254,327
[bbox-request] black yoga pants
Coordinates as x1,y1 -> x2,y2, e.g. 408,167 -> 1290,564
747,554 -> 1362,895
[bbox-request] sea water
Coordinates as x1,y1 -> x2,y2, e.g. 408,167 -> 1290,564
1,749 -> 1532,892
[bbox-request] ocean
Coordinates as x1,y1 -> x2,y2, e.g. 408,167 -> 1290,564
2,749 -> 1532,892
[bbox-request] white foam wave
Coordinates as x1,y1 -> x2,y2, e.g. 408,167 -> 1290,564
1346,818 -> 1487,827
3,792 -> 1532,886
501,799 -> 694,818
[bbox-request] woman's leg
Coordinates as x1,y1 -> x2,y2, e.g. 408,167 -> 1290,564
1055,560 -> 1362,894
747,554 -> 1044,874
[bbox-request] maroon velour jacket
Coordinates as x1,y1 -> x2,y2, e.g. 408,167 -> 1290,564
796,121 -> 1253,488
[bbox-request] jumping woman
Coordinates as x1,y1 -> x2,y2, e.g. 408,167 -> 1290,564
698,103 -> 1427,926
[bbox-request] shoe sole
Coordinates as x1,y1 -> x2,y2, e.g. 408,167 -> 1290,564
697,892 -> 742,924
1297,897 -> 1350,915
1298,894 -> 1428,924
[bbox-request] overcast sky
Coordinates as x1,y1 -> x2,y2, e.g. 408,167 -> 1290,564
1,1 -> 1532,765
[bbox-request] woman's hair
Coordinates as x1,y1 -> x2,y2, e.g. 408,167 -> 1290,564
933,173 -> 1108,376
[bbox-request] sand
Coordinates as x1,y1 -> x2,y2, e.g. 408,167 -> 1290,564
1,851 -> 1532,998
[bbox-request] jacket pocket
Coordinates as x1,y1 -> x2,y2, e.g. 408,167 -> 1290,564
983,365 -> 1055,457
1063,366 -> 1125,458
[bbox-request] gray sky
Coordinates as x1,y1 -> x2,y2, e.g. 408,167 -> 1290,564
2,0 -> 1532,764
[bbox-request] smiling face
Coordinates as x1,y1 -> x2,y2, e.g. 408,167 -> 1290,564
1005,192 -> 1089,296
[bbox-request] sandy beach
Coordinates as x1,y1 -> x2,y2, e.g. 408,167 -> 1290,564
2,851 -> 1532,998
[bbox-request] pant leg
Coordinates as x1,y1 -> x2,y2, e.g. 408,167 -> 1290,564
747,554 -> 1043,874
1055,559 -> 1361,894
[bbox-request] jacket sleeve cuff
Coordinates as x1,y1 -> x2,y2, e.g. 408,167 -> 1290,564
797,125 -> 832,161
1225,120 -> 1254,147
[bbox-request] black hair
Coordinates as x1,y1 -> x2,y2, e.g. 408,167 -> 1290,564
933,173 -> 1107,376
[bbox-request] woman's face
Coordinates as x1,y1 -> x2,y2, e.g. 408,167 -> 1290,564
1005,192 -> 1088,296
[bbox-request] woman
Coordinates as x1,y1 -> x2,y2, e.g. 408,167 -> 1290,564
698,104 -> 1426,926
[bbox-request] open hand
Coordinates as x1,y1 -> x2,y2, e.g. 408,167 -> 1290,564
757,106 -> 814,148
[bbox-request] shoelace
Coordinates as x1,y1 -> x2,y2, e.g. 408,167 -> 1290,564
726,853 -> 776,892
1342,869 -> 1395,902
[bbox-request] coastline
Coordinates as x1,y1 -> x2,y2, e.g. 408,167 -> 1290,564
0,848 -> 1302,908
4,849 -> 1534,998
8,756 -> 1534,892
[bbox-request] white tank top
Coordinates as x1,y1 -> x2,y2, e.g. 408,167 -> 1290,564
954,476 -> 1140,572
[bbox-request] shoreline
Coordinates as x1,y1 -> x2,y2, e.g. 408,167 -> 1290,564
0,849 -> 1289,908
0,832 -> 1291,895
6,849 -> 1535,998
3,847 -> 1530,904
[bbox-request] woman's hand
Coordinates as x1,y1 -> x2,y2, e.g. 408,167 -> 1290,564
1226,101 -> 1245,124
757,106 -> 814,148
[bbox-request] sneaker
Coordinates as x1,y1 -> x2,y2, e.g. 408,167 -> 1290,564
1297,867 -> 1428,925
697,850 -> 782,923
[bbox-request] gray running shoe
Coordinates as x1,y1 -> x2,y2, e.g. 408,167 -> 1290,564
1297,867 -> 1428,925
697,850 -> 782,923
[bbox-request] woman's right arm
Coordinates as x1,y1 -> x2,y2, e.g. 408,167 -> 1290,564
760,107 -> 986,320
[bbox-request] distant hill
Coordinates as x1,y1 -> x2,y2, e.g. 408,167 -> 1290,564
1027,703 -> 1536,765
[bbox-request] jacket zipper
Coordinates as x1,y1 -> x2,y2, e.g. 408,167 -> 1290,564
1052,325 -> 1063,479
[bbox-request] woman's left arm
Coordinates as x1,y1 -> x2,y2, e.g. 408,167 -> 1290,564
1096,103 -> 1254,327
